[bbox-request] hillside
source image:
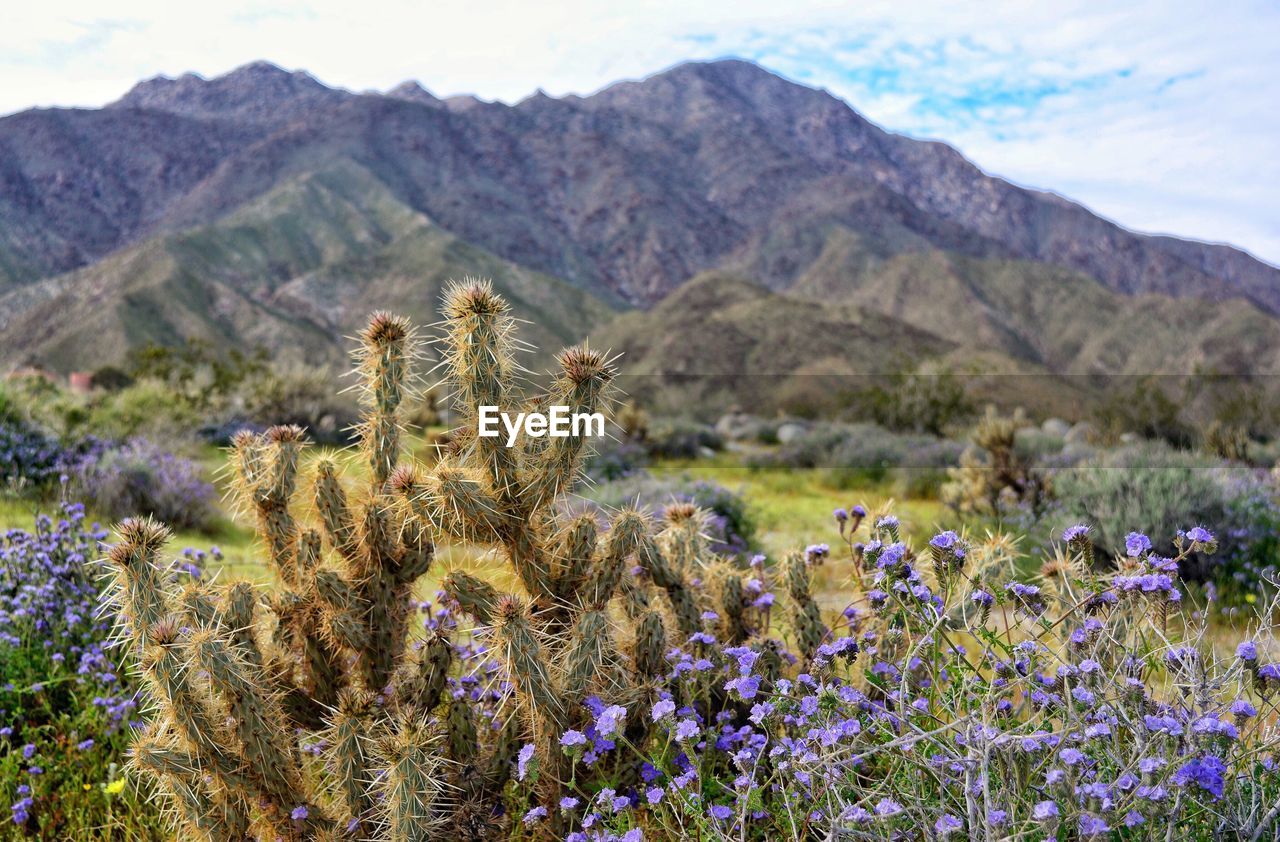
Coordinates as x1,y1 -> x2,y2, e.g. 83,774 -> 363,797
0,162 -> 614,371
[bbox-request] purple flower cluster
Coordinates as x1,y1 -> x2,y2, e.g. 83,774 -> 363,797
0,420 -> 104,492
1,503 -> 138,827
519,515 -> 1280,841
73,438 -> 216,531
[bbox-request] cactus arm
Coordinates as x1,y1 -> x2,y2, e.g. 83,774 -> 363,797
521,346 -> 615,511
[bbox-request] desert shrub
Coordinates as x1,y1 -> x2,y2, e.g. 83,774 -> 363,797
579,471 -> 756,557
83,380 -> 204,441
126,339 -> 268,411
1049,442 -> 1280,583
236,367 -> 358,446
1014,427 -> 1066,461
0,384 -> 21,425
750,422 -> 961,494
0,503 -> 170,837
1094,376 -> 1195,447
644,418 -> 723,459
754,418 -> 782,444
748,423 -> 850,469
828,426 -> 962,489
1202,419 -> 1250,462
72,438 -> 217,531
581,435 -> 651,482
614,400 -> 649,441
87,365 -> 134,391
844,367 -> 975,435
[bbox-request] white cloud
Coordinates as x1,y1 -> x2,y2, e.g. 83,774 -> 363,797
1,0 -> 1277,264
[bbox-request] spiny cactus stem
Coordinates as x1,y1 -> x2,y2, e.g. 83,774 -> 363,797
314,460 -> 359,563
132,739 -> 252,842
186,632 -> 309,816
106,518 -> 174,649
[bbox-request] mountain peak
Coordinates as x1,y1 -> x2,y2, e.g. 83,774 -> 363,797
586,56 -> 854,129
385,81 -> 443,107
111,60 -> 347,123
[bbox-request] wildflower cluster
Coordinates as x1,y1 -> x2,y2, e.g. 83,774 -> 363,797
0,502 -> 166,835
72,437 -> 217,531
538,517 -> 1280,841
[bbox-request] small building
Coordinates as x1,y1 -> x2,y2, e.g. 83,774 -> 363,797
68,371 -> 94,394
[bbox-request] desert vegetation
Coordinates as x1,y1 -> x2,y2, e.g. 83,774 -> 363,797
2,284 -> 1280,840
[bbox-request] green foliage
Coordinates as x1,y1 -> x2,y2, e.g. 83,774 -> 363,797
1050,442 -> 1280,582
1094,376 -> 1195,447
127,340 -> 270,413
78,381 -> 204,441
843,367 -> 975,435
235,366 -> 358,446
747,422 -> 962,495
643,418 -> 723,459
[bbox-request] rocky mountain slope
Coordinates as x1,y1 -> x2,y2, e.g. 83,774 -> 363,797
1,58 -> 1277,408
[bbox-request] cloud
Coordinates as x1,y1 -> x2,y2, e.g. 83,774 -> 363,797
1,0 -> 1276,264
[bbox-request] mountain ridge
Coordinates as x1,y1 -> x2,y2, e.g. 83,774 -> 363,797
2,58 -> 1276,310
1,57 -> 1278,413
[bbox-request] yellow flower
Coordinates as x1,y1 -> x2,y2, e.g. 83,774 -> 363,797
82,784 -> 91,791
104,779 -> 126,795
1246,593 -> 1258,604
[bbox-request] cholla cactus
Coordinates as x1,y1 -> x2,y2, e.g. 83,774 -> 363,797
103,308 -> 441,839
391,284 -> 733,797
101,282 -> 743,841
944,406 -> 1049,517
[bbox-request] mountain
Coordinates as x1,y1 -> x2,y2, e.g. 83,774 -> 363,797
108,61 -> 352,124
1,58 -> 1278,414
0,162 -> 614,371
597,254 -> 1280,417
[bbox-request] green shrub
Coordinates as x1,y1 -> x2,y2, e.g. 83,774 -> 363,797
750,423 -> 961,494
1093,377 -> 1195,447
843,367 -> 974,435
1049,442 -> 1280,582
83,381 -> 202,441
644,418 -> 723,459
237,367 -> 357,446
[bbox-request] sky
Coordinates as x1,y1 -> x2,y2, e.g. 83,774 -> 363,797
3,1 -> 1278,266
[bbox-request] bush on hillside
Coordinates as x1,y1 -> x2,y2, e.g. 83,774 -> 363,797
72,438 -> 217,531
844,367 -> 975,435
